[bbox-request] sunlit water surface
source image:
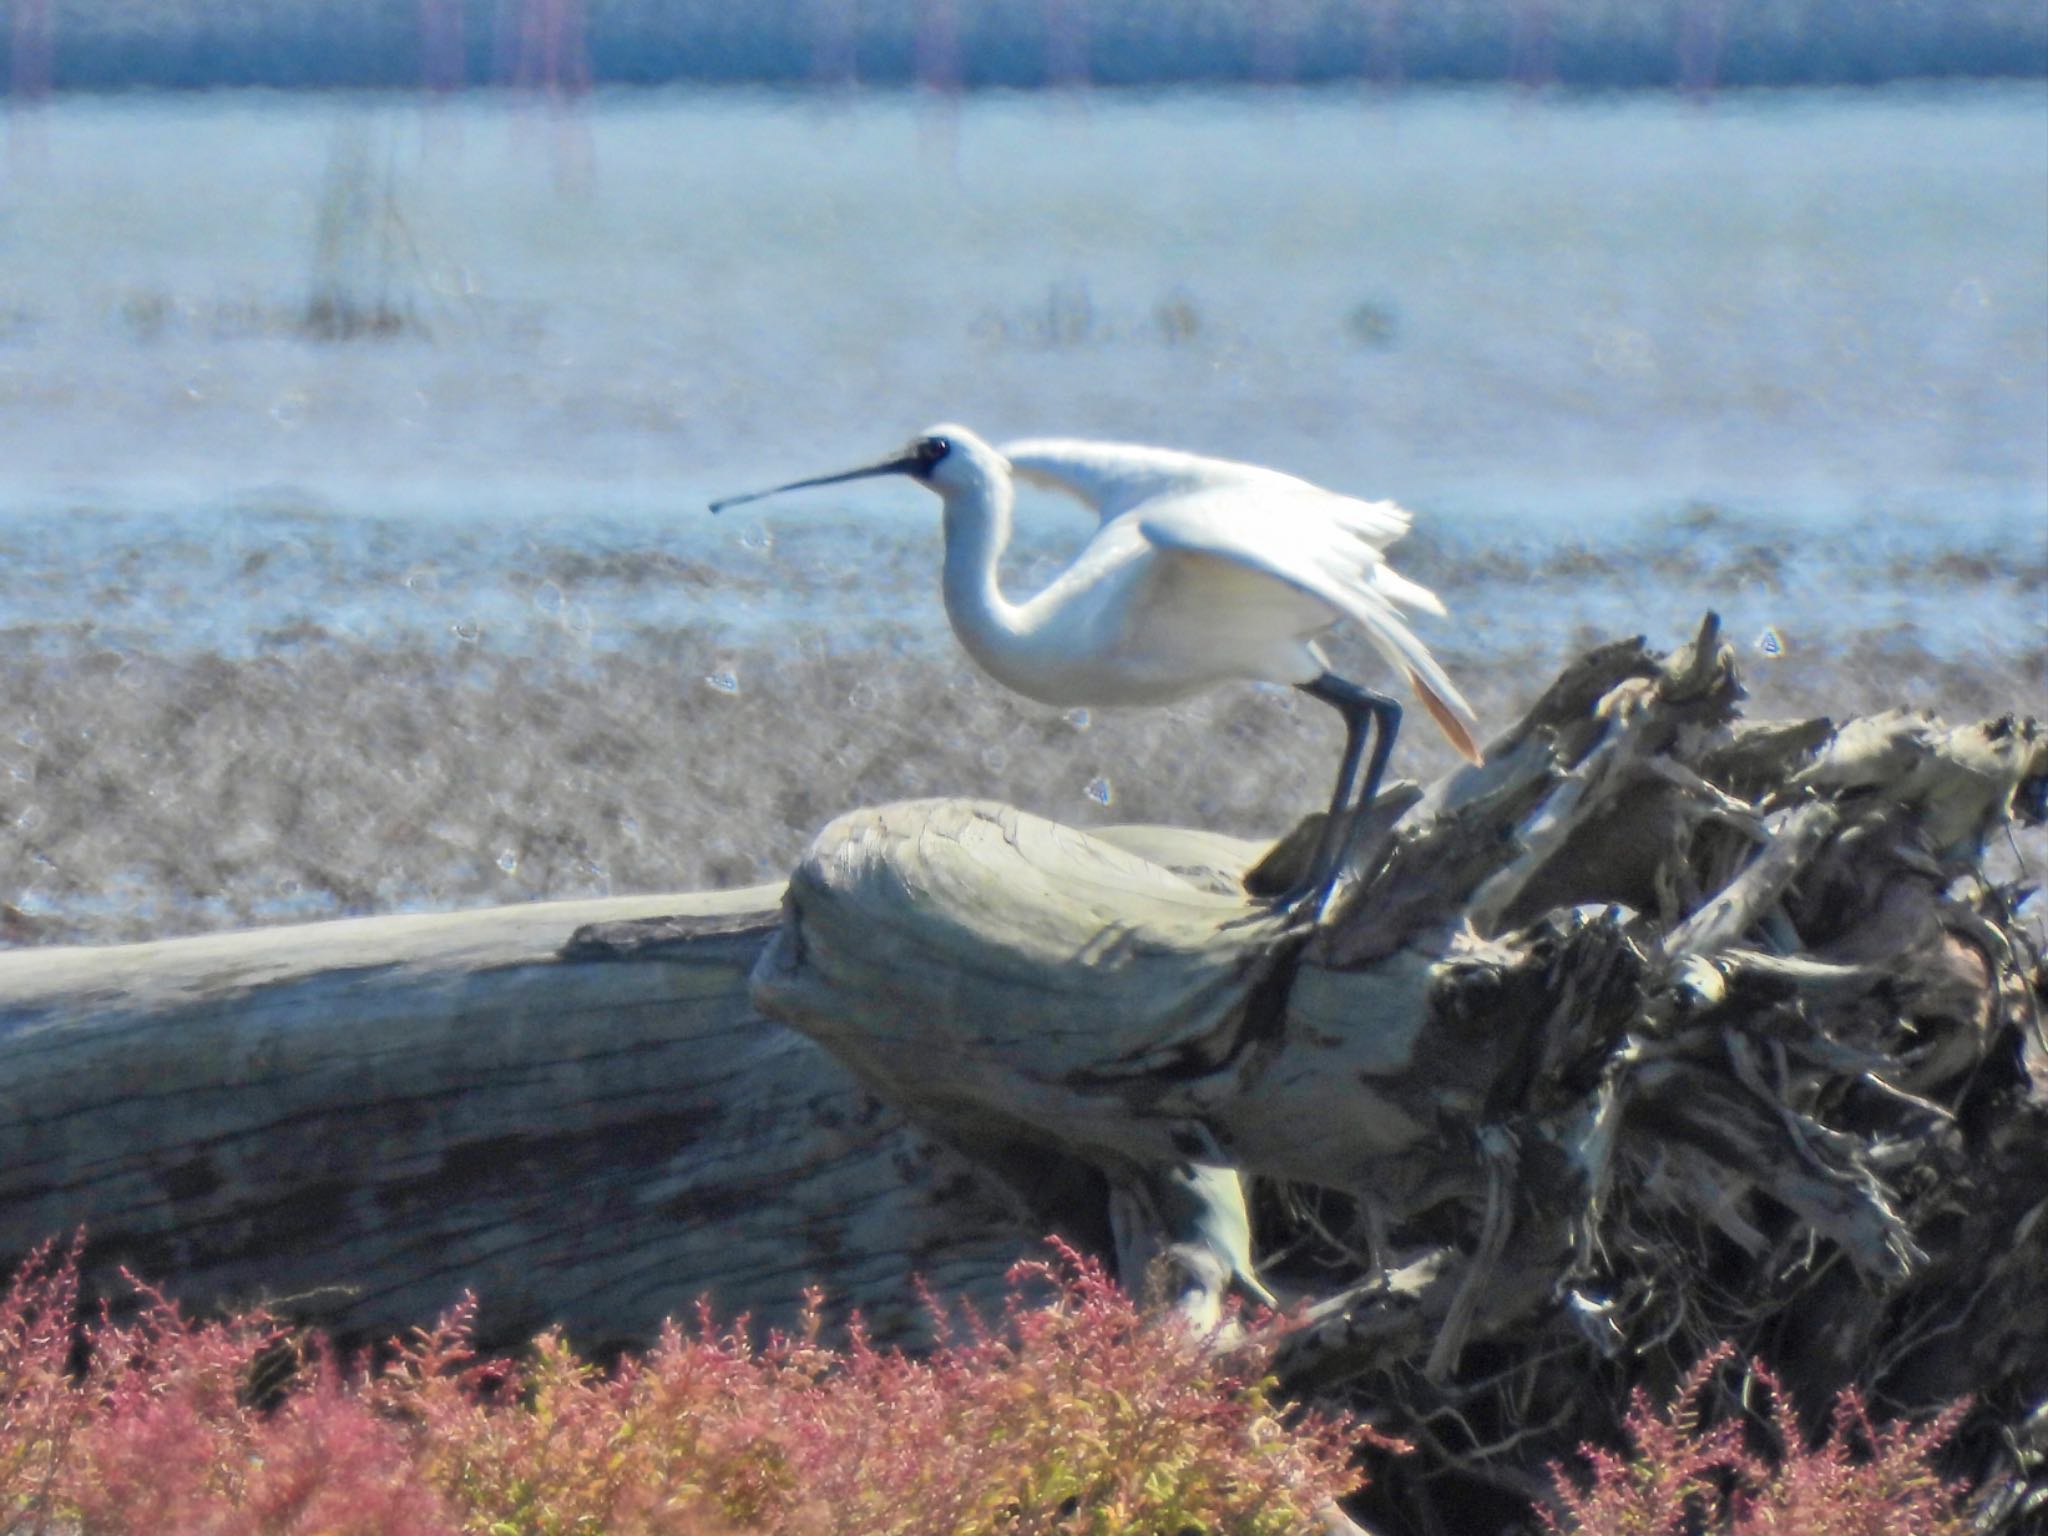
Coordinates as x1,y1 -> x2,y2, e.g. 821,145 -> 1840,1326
0,85 -> 2042,939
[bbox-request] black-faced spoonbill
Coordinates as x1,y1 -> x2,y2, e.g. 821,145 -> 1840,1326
710,423 -> 1481,913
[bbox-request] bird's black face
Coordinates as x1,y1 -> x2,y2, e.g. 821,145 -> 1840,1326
911,435 -> 953,479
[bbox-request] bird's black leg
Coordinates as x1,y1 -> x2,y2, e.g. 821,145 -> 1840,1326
1278,673 -> 1403,913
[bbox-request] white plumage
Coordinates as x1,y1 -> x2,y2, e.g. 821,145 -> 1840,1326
1000,436 -> 1475,732
711,423 -> 1480,909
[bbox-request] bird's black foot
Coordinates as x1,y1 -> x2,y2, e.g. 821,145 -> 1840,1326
1263,845 -> 1348,923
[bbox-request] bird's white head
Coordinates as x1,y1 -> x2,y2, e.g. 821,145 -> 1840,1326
906,422 -> 1005,501
707,422 -> 1004,514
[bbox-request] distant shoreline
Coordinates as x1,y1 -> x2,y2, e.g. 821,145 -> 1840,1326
2,0 -> 2043,96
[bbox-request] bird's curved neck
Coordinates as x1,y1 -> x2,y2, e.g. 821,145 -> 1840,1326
939,477 -> 1030,664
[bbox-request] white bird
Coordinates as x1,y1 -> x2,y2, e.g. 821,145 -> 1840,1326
710,423 -> 1481,910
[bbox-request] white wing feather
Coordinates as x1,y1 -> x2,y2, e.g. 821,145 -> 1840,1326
1137,486 -> 1476,723
1001,437 -> 1411,545
998,436 -> 1474,742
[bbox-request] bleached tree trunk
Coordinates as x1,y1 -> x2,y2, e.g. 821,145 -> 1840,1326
0,888 -> 1037,1350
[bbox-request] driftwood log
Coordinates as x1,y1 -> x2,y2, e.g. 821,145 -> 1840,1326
2,615 -> 2043,1533
0,887 -> 1042,1353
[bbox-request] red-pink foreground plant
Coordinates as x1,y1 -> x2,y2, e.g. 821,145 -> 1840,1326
1542,1341 -> 1972,1536
1,1234 -> 1383,1535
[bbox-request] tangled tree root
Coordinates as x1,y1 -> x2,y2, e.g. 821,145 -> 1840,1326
754,614 -> 2047,1533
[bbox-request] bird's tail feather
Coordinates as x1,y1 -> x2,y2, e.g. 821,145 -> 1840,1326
1407,668 -> 1484,764
1350,608 -> 1484,764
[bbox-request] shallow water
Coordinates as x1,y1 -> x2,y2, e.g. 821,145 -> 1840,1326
0,84 -> 2042,943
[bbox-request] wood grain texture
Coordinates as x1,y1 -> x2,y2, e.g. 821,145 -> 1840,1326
2,618 -> 2041,1536
742,617 -> 2048,1536
0,887 -> 1031,1350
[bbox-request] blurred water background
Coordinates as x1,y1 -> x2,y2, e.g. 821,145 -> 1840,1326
0,10 -> 2043,943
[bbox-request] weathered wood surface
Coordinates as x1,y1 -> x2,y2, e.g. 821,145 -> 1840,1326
0,823 -> 1279,1351
0,886 -> 1037,1350
752,616 -> 2048,1532
2,616 -> 2042,1532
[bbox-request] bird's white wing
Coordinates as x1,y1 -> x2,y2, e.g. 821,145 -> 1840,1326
1002,439 -> 1236,523
1002,437 -> 1410,545
1138,485 -> 1479,740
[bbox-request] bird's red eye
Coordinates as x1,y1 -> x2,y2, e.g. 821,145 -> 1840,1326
919,436 -> 951,464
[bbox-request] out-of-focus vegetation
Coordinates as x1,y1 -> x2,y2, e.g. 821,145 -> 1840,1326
4,0 -> 2044,92
0,1236 -> 1978,1534
1544,1343 -> 1974,1535
0,1236 -> 1379,1535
